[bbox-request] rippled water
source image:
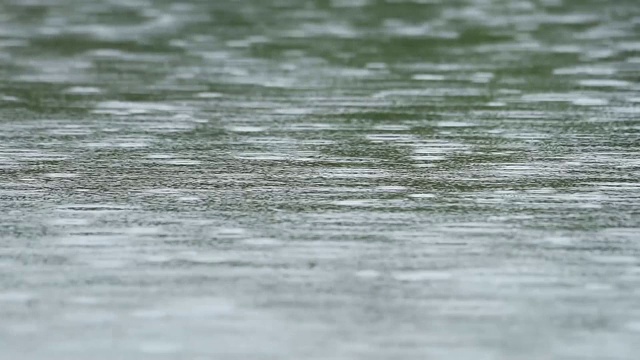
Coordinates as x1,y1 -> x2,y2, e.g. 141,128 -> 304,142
1,0 -> 640,359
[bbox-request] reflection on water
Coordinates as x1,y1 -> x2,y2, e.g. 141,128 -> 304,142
1,0 -> 639,359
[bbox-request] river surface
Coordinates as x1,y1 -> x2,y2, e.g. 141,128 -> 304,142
1,0 -> 639,359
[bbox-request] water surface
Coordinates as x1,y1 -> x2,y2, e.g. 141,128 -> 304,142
1,0 -> 640,359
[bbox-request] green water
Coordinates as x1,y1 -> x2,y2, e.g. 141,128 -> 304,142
1,0 -> 639,359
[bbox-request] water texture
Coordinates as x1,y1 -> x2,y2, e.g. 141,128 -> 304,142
1,0 -> 639,359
